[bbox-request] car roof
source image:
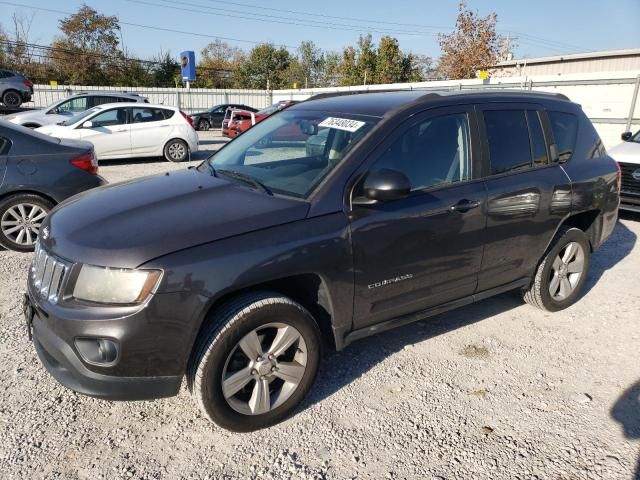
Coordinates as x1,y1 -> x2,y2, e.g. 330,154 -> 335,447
70,91 -> 144,98
292,89 -> 572,118
91,102 -> 176,110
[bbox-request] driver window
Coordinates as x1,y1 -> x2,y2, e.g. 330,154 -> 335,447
371,113 -> 471,192
90,109 -> 128,127
57,97 -> 88,114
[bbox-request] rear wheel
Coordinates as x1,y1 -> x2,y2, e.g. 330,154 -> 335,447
198,119 -> 210,131
0,194 -> 53,252
522,227 -> 591,312
2,90 -> 22,108
163,139 -> 188,162
188,292 -> 321,432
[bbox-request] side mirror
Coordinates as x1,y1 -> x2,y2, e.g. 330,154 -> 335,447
300,121 -> 318,136
82,120 -> 93,129
621,131 -> 632,142
353,169 -> 411,205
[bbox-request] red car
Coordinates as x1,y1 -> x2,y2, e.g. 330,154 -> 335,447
225,101 -> 300,138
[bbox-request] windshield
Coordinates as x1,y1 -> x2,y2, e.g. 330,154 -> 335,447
257,104 -> 280,116
202,109 -> 378,198
60,107 -> 100,126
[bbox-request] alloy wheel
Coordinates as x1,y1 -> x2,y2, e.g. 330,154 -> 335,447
0,203 -> 48,246
549,241 -> 585,301
221,322 -> 308,415
3,91 -> 21,107
168,142 -> 186,161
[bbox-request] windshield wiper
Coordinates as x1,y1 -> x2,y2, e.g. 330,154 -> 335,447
216,168 -> 273,195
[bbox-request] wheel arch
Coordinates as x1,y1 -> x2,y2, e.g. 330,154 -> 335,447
186,273 -> 337,371
0,189 -> 58,206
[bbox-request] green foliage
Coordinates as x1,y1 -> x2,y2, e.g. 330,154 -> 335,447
233,43 -> 291,90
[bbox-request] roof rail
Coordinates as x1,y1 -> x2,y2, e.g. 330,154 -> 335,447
307,88 -> 417,101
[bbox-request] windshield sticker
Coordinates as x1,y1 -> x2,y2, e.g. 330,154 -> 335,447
318,117 -> 366,133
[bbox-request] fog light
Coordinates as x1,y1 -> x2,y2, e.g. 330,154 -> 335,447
75,338 -> 119,365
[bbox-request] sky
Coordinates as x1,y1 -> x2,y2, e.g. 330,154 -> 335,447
0,0 -> 639,61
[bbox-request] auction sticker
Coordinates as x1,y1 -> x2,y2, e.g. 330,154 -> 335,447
318,117 -> 366,133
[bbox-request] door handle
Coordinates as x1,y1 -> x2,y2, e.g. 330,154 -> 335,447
449,199 -> 481,213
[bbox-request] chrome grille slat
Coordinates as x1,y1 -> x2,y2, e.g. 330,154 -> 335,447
30,241 -> 71,304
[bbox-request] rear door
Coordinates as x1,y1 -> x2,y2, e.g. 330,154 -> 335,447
79,107 -> 131,159
476,104 -> 571,292
349,106 -> 487,329
0,135 -> 10,190
128,107 -> 174,155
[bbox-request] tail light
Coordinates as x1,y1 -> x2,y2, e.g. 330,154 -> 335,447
22,79 -> 33,88
180,111 -> 194,129
71,150 -> 98,175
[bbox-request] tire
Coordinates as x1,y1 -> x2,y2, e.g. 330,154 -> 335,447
163,139 -> 189,162
0,194 -> 54,252
522,227 -> 591,312
2,90 -> 22,108
198,119 -> 210,131
188,292 -> 322,432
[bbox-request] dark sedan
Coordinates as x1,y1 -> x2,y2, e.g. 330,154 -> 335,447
0,121 -> 106,252
190,103 -> 258,130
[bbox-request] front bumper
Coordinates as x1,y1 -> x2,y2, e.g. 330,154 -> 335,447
620,192 -> 640,213
25,278 -> 203,401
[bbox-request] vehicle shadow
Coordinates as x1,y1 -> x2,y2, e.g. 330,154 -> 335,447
303,291 -> 523,411
611,380 -> 640,479
198,138 -> 229,146
582,217 -> 637,296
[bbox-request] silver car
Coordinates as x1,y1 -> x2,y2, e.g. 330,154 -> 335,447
0,69 -> 33,108
4,92 -> 148,128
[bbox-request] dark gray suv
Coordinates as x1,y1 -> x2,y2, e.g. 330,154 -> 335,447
0,69 -> 33,108
24,90 -> 619,432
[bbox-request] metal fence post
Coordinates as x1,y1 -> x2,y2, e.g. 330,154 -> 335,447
176,89 -> 181,111
625,74 -> 640,133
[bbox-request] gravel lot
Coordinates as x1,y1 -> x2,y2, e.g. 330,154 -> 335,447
0,130 -> 639,479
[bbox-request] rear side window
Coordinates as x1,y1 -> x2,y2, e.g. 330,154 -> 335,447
483,110 -> 532,174
527,110 -> 549,167
91,96 -> 120,107
131,107 -> 174,123
371,112 -> 471,192
549,111 -> 578,162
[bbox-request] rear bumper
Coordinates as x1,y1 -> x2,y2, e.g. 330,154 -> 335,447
32,312 -> 182,400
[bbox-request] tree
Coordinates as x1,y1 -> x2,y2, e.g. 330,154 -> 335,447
356,34 -> 377,84
151,50 -> 180,87
318,51 -> 341,87
199,39 -> 243,88
233,43 -> 290,89
337,46 -> 359,86
437,1 -> 509,79
376,36 -> 405,84
49,5 -> 122,85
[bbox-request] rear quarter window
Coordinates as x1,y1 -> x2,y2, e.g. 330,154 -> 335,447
548,111 -> 578,162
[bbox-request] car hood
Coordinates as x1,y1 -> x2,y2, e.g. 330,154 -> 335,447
41,168 -> 310,268
35,125 -> 73,137
608,141 -> 640,164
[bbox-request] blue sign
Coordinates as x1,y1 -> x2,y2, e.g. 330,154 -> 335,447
180,51 -> 196,82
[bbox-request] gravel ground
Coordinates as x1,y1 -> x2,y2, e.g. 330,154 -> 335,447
0,131 -> 639,479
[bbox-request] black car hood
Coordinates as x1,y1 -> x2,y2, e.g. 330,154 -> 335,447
41,169 -> 309,268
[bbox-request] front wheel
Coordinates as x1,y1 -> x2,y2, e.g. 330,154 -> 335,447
522,227 -> 591,312
188,292 -> 321,432
163,139 -> 188,162
2,90 -> 22,108
198,119 -> 210,131
0,194 -> 53,252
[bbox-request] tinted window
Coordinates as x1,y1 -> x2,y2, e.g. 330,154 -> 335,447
90,108 -> 128,127
527,110 -> 548,166
131,107 -> 173,123
372,113 -> 471,191
57,97 -> 89,114
91,96 -> 120,107
0,71 -> 9,79
484,110 -> 532,175
549,111 -> 578,162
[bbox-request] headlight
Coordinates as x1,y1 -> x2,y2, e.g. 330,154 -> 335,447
73,265 -> 162,304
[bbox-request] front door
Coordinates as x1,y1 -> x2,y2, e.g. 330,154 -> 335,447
80,107 -> 131,159
349,107 -> 487,329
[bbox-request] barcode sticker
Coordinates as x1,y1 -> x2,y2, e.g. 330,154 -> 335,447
318,117 -> 366,133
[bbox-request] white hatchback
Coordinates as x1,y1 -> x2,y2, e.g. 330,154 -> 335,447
36,103 -> 199,162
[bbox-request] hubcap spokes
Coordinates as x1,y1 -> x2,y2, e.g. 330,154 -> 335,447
169,143 -> 185,159
1,204 -> 47,246
221,322 -> 307,415
549,241 -> 584,300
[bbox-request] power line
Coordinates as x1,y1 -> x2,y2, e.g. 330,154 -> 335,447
0,1 -> 297,49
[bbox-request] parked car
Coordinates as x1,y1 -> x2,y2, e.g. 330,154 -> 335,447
35,103 -> 198,162
0,121 -> 105,252
191,104 -> 258,130
608,129 -> 640,212
224,101 -> 300,139
25,90 -> 619,432
4,92 -> 148,128
0,69 -> 33,108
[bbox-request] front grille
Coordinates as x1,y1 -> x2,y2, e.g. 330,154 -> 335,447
619,162 -> 640,196
31,242 -> 71,304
